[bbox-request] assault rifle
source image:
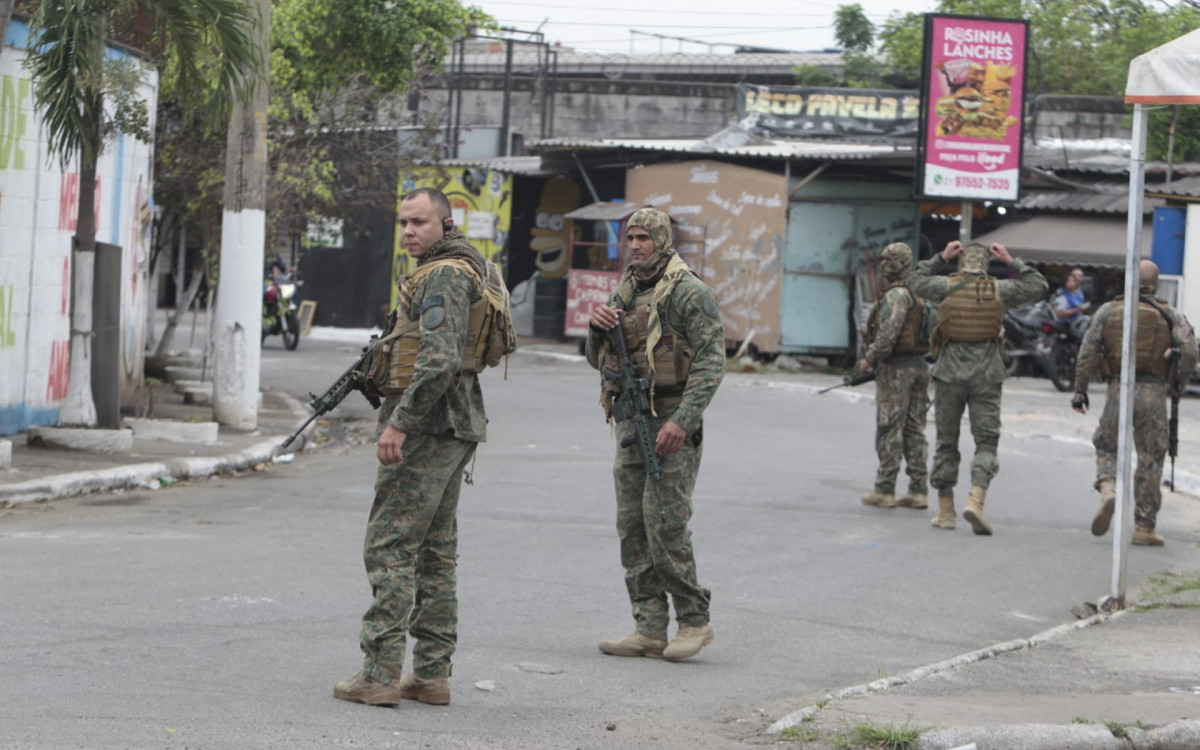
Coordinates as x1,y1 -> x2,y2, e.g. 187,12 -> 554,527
604,326 -> 666,521
282,348 -> 382,449
818,372 -> 876,394
1168,346 -> 1181,492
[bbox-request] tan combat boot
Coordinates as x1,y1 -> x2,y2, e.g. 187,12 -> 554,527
663,624 -> 715,662
897,492 -> 928,509
930,492 -> 956,529
962,485 -> 992,536
333,671 -> 404,707
861,491 -> 897,508
598,631 -> 667,658
1132,525 -> 1165,546
398,674 -> 451,705
1091,480 -> 1116,537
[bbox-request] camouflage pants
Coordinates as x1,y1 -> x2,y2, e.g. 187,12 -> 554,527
359,427 -> 476,683
613,415 -> 711,639
930,378 -> 1002,491
1094,379 -> 1169,530
872,361 -> 930,495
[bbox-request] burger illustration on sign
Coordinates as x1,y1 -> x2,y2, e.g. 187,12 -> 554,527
934,59 -> 1018,140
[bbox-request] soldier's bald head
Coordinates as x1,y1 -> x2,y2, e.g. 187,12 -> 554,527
1139,260 -> 1159,294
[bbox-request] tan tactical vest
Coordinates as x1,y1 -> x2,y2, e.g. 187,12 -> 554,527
602,288 -> 694,404
937,274 -> 1005,343
366,258 -> 510,396
1101,296 -> 1173,378
864,286 -> 925,356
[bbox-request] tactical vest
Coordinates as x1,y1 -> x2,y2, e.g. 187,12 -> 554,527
366,258 -> 511,396
865,286 -> 925,356
602,288 -> 694,407
1101,296 -> 1173,378
937,274 -> 1005,343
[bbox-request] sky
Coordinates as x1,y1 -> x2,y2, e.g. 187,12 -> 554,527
466,0 -> 943,55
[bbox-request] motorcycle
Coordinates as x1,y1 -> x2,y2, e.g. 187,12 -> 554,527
1034,312 -> 1080,393
263,273 -> 301,350
1002,300 -> 1081,392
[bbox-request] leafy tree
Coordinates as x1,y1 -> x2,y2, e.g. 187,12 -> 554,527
24,0 -> 258,425
792,63 -> 838,87
835,3 -> 875,53
153,0 -> 492,287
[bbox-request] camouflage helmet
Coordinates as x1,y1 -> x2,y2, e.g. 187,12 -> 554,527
626,207 -> 673,254
880,242 -> 912,280
961,242 -> 989,274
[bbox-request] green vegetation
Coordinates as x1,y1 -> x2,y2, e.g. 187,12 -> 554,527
781,725 -> 820,742
1133,570 -> 1200,611
830,717 -> 927,749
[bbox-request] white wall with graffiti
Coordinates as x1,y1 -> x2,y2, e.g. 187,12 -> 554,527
0,19 -> 158,435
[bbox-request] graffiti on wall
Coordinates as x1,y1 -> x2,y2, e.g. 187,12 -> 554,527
626,161 -> 787,351
393,167 -> 512,306
0,74 -> 29,170
529,176 -> 580,279
0,20 -> 158,435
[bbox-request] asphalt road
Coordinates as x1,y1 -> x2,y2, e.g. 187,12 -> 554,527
3,336 -> 1198,749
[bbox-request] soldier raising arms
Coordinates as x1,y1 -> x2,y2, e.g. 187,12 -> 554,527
909,241 -> 1047,535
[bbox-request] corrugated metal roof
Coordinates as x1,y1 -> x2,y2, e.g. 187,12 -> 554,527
1146,175 -> 1200,198
564,202 -> 641,221
433,156 -> 556,176
972,215 -> 1152,268
1017,190 -> 1163,215
529,136 -> 912,161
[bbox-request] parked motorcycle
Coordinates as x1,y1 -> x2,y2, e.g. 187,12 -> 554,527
1002,300 -> 1080,392
263,273 -> 301,350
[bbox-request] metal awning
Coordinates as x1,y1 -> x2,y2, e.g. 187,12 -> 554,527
971,215 -> 1152,268
564,202 -> 641,221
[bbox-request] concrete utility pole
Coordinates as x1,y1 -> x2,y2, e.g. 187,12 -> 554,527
213,0 -> 270,429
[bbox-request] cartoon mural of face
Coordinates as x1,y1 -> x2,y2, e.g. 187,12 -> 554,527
529,176 -> 580,278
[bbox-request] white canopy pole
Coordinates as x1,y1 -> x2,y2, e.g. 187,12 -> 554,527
1107,103 -> 1149,611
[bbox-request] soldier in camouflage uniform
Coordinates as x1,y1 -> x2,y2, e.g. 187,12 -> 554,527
1071,260 -> 1198,546
334,188 -> 488,707
586,207 -> 725,662
856,242 -> 931,511
909,241 -> 1047,535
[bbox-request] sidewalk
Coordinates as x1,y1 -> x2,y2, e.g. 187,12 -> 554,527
3,340 -> 1200,750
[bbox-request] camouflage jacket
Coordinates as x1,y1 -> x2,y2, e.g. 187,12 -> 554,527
910,255 -> 1047,384
1074,299 -> 1199,396
865,282 -> 926,366
585,273 -> 725,435
386,235 -> 488,442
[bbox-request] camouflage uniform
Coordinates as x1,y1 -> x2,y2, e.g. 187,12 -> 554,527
909,252 -> 1047,494
358,231 -> 488,684
586,209 -> 725,641
1074,297 -> 1198,532
862,244 -> 930,499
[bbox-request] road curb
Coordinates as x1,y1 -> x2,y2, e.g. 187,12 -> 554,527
0,390 -> 312,505
917,718 -> 1200,750
767,611 -> 1122,735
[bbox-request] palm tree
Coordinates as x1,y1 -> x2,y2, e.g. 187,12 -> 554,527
25,0 -> 259,426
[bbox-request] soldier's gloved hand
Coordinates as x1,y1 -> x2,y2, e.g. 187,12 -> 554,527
1071,392 -> 1089,414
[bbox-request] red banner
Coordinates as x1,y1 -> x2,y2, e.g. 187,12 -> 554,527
564,270 -> 621,337
917,14 -> 1028,202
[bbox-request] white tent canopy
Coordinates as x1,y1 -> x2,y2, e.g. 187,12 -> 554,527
1126,27 -> 1200,104
1108,27 -> 1200,608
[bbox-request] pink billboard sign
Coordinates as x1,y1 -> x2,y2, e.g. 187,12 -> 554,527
919,15 -> 1027,202
564,269 -> 622,337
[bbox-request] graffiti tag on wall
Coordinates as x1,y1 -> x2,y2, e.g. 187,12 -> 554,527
626,161 -> 787,351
